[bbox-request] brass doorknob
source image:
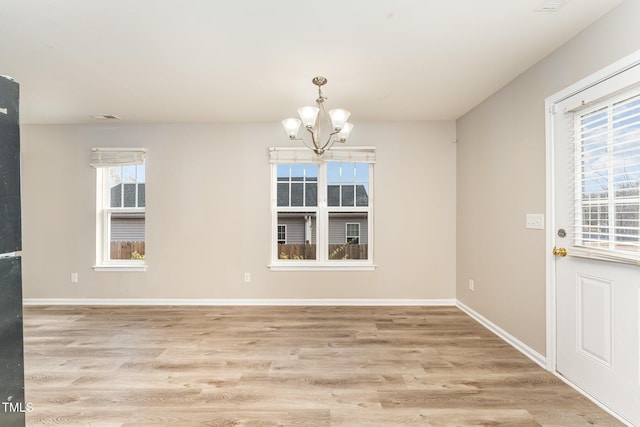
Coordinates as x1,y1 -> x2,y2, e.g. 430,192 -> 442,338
552,247 -> 567,257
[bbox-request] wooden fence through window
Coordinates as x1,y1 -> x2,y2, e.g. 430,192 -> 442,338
278,243 -> 367,260
111,241 -> 145,260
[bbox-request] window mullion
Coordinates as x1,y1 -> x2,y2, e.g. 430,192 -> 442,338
104,207 -> 111,262
318,162 -> 328,262
118,166 -> 123,208
302,166 -> 306,209
134,164 -> 139,208
288,165 -> 292,207
105,169 -> 113,262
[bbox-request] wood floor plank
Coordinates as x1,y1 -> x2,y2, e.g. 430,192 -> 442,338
27,409 -> 330,427
23,305 -> 624,426
239,372 -> 405,389
330,409 -> 540,427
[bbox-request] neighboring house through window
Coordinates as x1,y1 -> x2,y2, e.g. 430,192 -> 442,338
91,148 -> 147,271
270,147 -> 375,270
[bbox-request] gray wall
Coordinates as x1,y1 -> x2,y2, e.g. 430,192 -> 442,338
21,121 -> 456,300
456,0 -> 640,355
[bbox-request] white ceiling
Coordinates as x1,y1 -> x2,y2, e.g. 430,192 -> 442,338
0,0 -> 624,124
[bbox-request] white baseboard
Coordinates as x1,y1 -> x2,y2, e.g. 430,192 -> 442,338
456,301 -> 547,369
23,298 -> 457,307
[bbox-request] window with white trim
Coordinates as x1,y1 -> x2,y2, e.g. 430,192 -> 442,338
270,147 -> 374,270
91,148 -> 147,271
346,223 -> 360,244
572,88 -> 640,262
277,225 -> 287,244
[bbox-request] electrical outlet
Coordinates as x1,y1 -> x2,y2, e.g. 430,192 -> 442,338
71,273 -> 79,283
244,272 -> 251,282
468,279 -> 474,291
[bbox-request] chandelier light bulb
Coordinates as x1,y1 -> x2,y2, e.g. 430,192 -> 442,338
282,118 -> 302,139
328,108 -> 350,131
297,106 -> 320,128
337,122 -> 353,142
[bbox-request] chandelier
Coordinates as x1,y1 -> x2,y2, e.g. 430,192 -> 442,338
282,76 -> 353,155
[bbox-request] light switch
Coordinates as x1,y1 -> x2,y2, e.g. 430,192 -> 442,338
526,213 -> 544,230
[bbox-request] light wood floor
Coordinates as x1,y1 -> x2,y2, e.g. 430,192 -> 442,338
23,305 -> 623,426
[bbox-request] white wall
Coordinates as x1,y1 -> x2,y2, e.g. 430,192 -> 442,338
21,121 -> 456,301
456,0 -> 640,355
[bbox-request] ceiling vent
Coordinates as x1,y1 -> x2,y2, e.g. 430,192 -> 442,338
90,114 -> 120,120
535,0 -> 568,12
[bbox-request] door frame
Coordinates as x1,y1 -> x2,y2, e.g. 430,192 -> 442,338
544,47 -> 640,387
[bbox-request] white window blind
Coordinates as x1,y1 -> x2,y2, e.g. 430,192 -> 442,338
571,88 -> 640,264
269,146 -> 376,164
90,147 -> 146,168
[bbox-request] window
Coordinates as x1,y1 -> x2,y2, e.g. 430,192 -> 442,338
270,147 -> 375,270
277,225 -> 287,244
346,223 -> 360,244
91,148 -> 147,271
572,88 -> 640,262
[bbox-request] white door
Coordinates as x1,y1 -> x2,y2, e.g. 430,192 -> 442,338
551,58 -> 640,426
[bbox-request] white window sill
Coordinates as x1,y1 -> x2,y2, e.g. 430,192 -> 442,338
269,263 -> 376,272
93,264 -> 147,272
